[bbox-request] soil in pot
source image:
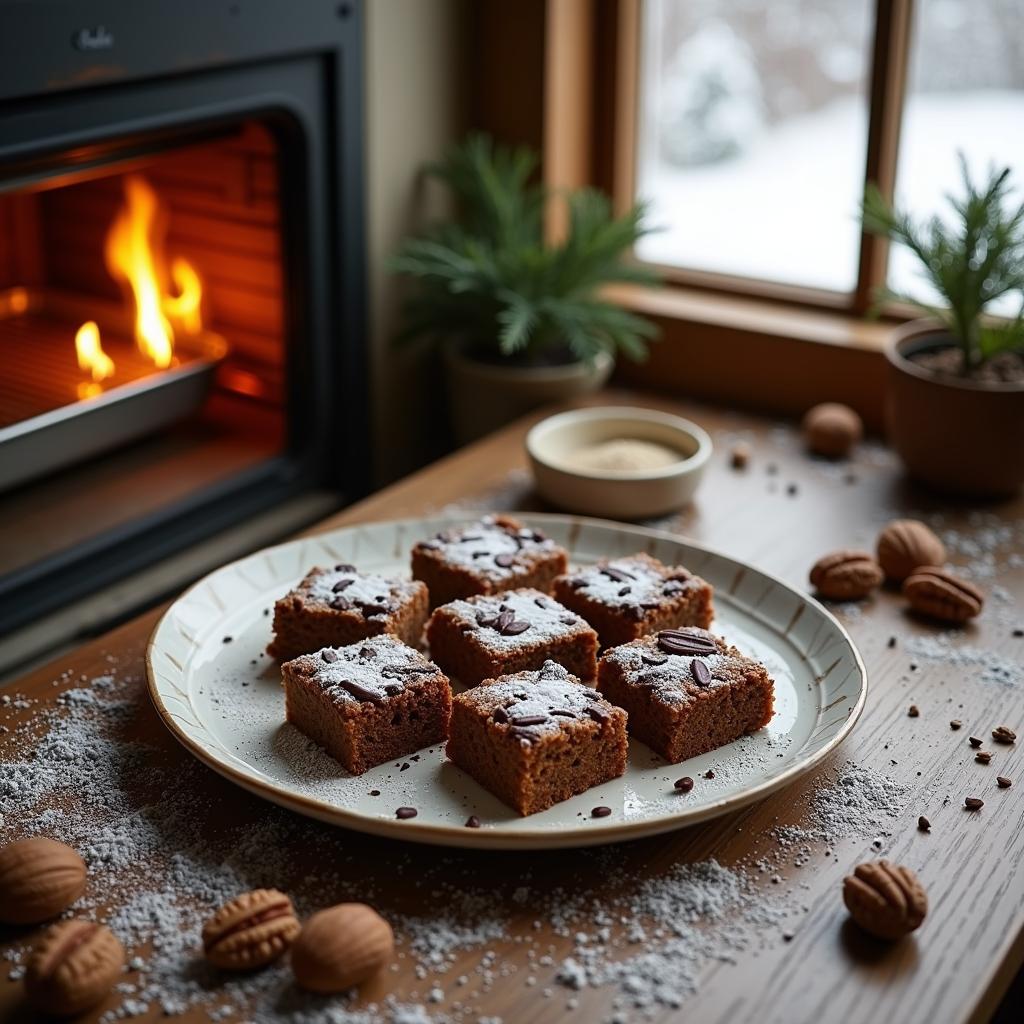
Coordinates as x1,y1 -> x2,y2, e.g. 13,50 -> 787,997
910,346 -> 1024,385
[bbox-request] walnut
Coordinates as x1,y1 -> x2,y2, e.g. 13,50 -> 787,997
843,860 -> 928,940
876,519 -> 947,582
802,403 -> 863,458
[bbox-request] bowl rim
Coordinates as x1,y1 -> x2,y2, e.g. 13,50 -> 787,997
525,405 -> 714,482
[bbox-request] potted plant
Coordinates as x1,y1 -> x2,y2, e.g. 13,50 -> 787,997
862,158 -> 1024,496
391,134 -> 660,443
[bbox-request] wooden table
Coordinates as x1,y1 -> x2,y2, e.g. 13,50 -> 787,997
3,389 -> 1023,1024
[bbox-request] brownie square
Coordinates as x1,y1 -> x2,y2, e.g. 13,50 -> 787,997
268,563 -> 428,661
597,627 -> 774,764
427,589 -> 598,687
446,661 -> 628,816
282,635 -> 452,775
553,553 -> 713,649
411,515 -> 569,608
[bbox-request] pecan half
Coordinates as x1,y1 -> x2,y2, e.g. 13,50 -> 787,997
809,550 -> 883,600
903,567 -> 983,623
202,889 -> 300,970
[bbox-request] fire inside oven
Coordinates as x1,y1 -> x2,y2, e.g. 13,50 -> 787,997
0,121 -> 286,491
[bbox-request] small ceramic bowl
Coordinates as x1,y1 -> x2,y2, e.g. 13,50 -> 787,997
525,406 -> 712,519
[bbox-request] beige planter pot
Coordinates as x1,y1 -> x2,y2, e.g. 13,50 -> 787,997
885,320 -> 1024,497
443,342 -> 614,445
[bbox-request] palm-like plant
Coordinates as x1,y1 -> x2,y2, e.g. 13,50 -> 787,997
862,156 -> 1024,374
390,134 -> 660,365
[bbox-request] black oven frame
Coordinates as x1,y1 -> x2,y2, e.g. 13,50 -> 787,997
0,0 -> 368,633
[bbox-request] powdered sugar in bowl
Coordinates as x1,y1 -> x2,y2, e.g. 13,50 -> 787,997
526,406 -> 712,519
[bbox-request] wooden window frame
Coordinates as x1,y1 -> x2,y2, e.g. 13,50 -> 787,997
473,0 -> 925,429
588,0 -> 916,316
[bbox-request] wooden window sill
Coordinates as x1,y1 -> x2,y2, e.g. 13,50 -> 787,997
605,284 -> 896,431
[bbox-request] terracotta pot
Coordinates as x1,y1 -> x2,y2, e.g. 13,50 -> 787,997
443,341 -> 614,445
885,320 -> 1024,496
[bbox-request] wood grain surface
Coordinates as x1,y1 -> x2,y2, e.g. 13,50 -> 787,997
2,389 -> 1022,1024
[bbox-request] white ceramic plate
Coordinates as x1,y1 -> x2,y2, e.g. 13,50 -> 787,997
146,514 -> 866,849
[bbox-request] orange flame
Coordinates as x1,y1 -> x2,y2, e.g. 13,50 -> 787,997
76,174 -> 203,383
75,321 -> 115,381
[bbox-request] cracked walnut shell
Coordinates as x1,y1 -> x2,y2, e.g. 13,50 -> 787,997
903,567 -> 983,623
202,889 -> 301,970
291,903 -> 394,993
24,919 -> 125,1016
876,519 -> 946,582
843,860 -> 928,940
0,837 -> 87,925
809,550 -> 883,600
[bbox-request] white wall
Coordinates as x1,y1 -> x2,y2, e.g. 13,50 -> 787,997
364,0 -> 468,484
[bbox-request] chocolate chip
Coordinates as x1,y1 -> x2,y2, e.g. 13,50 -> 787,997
691,660 -> 712,687
600,566 -> 635,583
460,535 -> 483,542
222,636 -> 232,644
321,650 -> 338,663
508,714 -> 549,726
663,581 -> 685,596
334,563 -> 356,572
887,636 -> 897,648
568,577 -> 587,589
908,705 -> 919,718
330,596 -> 352,611
396,807 -> 418,819
641,654 -> 668,666
1013,628 -> 1024,638
997,776 -> 1012,788
560,615 -> 578,625
362,604 -> 390,617
338,680 -> 385,704
674,777 -> 694,793
494,553 -> 516,568
965,797 -> 984,811
472,551 -> 489,559
502,620 -> 531,636
465,815 -> 481,828
332,579 -> 353,592
950,719 -> 962,730
618,586 -> 631,596
476,612 -> 499,627
492,706 -> 509,724
400,762 -> 410,771
657,629 -> 717,657
586,705 -> 609,723
917,815 -> 930,832
550,709 -> 577,718
703,769 -> 715,779
976,751 -> 992,764
534,597 -> 549,608
369,789 -> 380,796
496,609 -> 515,631
591,806 -> 612,818
969,736 -> 983,748
383,683 -> 404,695
992,726 -> 1016,744
628,605 -> 646,621
359,646 -> 375,658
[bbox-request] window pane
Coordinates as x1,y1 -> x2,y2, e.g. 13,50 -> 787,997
634,0 -> 874,292
888,0 -> 1024,316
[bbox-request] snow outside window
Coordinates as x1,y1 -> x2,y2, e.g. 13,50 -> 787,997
634,0 -> 874,293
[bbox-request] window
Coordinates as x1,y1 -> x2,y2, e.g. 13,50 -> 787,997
635,0 -> 874,293
889,0 -> 1024,314
625,0 -> 1023,312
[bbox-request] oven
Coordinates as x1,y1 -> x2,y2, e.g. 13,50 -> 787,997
0,0 -> 368,663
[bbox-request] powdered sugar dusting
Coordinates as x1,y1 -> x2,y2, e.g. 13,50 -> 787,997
286,634 -> 442,706
414,515 -> 560,581
304,565 -> 421,613
439,589 -> 591,652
